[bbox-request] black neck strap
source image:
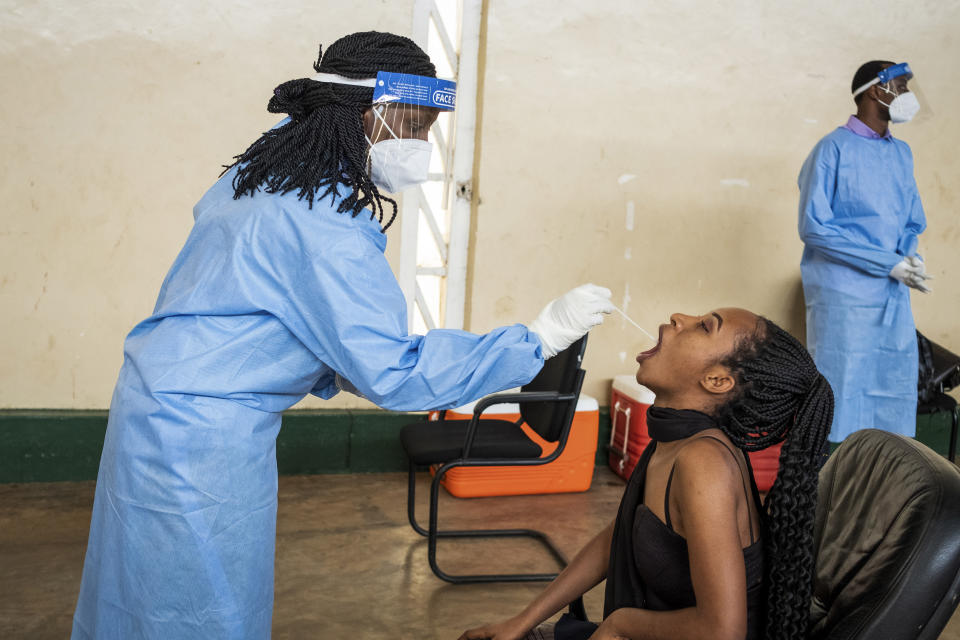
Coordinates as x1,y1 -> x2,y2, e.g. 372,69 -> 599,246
646,406 -> 718,442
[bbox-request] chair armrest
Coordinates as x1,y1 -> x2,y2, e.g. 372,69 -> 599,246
472,391 -> 577,417
462,391 -> 578,458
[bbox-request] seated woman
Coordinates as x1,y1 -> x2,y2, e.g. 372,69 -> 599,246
459,308 -> 833,640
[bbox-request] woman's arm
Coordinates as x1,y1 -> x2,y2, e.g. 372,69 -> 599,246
283,228 -> 544,411
459,520 -> 615,640
593,439 -> 749,640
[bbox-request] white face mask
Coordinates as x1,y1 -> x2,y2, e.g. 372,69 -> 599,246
880,88 -> 921,124
888,91 -> 921,123
366,138 -> 432,193
365,107 -> 433,193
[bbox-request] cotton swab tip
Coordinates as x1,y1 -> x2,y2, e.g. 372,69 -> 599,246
611,304 -> 657,341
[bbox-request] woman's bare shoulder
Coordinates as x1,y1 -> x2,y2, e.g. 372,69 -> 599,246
674,433 -> 743,495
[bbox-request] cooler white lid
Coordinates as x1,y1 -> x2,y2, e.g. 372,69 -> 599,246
449,393 -> 598,415
612,374 -> 656,404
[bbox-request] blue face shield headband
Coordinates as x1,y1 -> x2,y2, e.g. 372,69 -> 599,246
373,71 -> 456,110
852,62 -> 913,98
310,71 -> 457,110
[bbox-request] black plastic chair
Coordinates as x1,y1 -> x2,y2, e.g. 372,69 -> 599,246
399,335 -> 588,584
810,428 -> 960,639
917,331 -> 960,462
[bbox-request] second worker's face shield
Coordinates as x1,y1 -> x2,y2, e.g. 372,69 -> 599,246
311,70 -> 456,193
852,62 -> 929,124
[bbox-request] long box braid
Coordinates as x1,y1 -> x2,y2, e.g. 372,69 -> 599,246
716,319 -> 834,640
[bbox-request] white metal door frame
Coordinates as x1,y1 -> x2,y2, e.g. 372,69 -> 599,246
400,0 -> 481,332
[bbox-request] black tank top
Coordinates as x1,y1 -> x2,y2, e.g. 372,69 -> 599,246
604,407 -> 767,639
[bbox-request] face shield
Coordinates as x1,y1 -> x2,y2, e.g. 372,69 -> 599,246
852,62 -> 930,124
312,71 -> 456,193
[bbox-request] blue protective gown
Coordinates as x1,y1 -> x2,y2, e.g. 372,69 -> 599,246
72,166 -> 544,639
798,122 -> 926,442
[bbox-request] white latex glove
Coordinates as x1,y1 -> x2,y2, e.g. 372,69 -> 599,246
907,255 -> 932,276
529,284 -> 614,359
890,257 -> 933,293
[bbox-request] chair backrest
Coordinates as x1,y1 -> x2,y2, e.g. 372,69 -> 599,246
809,429 -> 960,640
918,331 -> 960,403
519,335 -> 588,442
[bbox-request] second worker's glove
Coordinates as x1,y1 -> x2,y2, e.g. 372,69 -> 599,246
529,284 -> 614,359
890,257 -> 933,293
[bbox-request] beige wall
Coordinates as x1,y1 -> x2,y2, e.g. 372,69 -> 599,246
1,1 -> 958,409
0,1 -> 415,409
470,0 -> 960,403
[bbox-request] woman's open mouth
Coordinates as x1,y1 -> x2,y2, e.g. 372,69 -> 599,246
636,325 -> 665,362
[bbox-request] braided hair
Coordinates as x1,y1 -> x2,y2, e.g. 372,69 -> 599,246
715,317 -> 833,640
223,31 -> 436,231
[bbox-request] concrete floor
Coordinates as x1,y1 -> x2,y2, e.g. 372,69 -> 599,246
2,467 -> 960,639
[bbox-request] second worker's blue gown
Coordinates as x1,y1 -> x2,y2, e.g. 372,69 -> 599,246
798,120 -> 926,442
71,166 -> 545,639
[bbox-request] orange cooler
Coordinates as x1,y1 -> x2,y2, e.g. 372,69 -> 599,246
609,375 -> 782,491
609,375 -> 656,480
430,395 -> 600,498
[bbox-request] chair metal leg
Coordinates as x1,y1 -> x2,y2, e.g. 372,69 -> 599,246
410,461 -> 550,545
407,461 -> 429,537
423,463 -> 567,583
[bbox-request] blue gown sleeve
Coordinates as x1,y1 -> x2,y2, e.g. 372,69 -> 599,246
278,224 -> 544,412
897,148 -> 926,257
797,139 -> 903,277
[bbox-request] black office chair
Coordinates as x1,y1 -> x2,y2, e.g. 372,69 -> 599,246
917,331 -> 960,462
810,428 -> 960,639
400,335 -> 588,584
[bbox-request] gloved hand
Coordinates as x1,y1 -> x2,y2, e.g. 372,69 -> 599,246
908,256 -> 934,293
907,255 -> 931,274
529,284 -> 614,359
890,257 -> 933,293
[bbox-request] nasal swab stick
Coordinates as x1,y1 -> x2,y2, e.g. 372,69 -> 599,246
611,304 -> 657,342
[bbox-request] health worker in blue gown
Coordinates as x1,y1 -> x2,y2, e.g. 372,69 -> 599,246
798,60 -> 932,444
71,31 -> 614,640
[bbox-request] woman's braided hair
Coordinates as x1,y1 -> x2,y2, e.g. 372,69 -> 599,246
223,31 -> 436,231
715,317 -> 833,640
